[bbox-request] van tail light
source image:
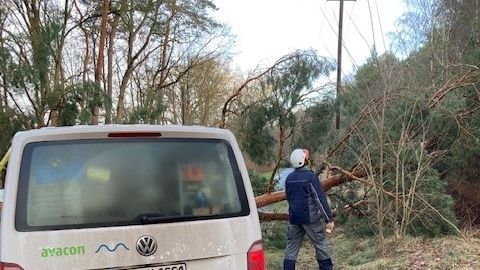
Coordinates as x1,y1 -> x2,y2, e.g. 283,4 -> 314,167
247,240 -> 265,270
0,262 -> 24,270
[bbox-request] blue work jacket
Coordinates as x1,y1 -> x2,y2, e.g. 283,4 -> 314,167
285,166 -> 333,225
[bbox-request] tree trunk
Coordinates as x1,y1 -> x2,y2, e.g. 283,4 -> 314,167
106,14 -> 118,124
0,88 -> 3,113
116,0 -> 160,123
92,0 -> 110,125
25,0 -> 47,127
81,32 -> 89,117
116,65 -> 134,123
181,84 -> 186,125
155,0 -> 175,123
158,1 -> 174,87
258,212 -> 289,221
50,0 -> 70,126
267,125 -> 285,193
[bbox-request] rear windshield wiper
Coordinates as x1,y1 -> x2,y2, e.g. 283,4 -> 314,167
137,213 -> 167,224
137,213 -> 198,224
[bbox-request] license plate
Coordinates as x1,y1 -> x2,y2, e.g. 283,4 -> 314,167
135,263 -> 187,270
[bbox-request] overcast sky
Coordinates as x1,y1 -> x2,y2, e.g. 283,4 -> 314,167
214,0 -> 406,77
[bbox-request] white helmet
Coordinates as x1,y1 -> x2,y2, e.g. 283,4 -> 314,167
290,149 -> 309,168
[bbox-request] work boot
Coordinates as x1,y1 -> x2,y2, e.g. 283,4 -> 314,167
283,259 -> 296,270
318,258 -> 333,270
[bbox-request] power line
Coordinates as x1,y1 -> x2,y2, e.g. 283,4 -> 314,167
346,7 -> 372,53
321,4 -> 359,70
326,0 -> 356,129
319,3 -> 349,78
374,0 -> 387,52
327,7 -> 360,70
317,3 -> 342,86
367,0 -> 377,52
318,9 -> 339,66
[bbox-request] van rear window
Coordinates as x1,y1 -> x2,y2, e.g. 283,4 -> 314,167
15,138 -> 249,231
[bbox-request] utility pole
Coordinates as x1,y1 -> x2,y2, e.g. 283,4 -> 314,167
327,0 -> 355,129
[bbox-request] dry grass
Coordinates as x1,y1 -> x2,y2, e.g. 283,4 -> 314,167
265,229 -> 480,270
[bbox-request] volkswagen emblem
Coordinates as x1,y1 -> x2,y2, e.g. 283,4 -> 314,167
136,235 -> 157,256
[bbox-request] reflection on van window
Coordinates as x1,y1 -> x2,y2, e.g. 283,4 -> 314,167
16,139 -> 248,231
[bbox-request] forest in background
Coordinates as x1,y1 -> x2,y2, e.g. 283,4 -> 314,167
1,0 -> 480,257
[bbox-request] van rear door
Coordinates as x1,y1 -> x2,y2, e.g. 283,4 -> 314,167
1,127 -> 262,270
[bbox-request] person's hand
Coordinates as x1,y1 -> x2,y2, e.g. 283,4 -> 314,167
325,221 -> 334,233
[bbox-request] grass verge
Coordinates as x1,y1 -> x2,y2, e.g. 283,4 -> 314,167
264,228 -> 480,269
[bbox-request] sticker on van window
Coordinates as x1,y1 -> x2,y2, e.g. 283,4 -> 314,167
41,246 -> 85,257
192,206 -> 221,216
180,164 -> 205,183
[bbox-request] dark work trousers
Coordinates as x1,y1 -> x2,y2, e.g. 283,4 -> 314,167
284,221 -> 333,270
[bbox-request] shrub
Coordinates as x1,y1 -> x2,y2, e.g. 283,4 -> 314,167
248,169 -> 268,196
344,215 -> 377,238
262,221 -> 288,250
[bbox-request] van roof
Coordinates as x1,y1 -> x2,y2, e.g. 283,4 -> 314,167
14,125 -> 233,139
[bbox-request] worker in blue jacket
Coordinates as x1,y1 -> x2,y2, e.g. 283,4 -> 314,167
284,149 -> 334,270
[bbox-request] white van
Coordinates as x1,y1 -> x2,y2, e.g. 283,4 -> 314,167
0,125 -> 264,270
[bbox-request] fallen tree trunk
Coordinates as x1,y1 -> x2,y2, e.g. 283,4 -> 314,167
255,166 -> 367,208
258,212 -> 289,221
258,209 -> 339,221
255,166 -> 367,221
